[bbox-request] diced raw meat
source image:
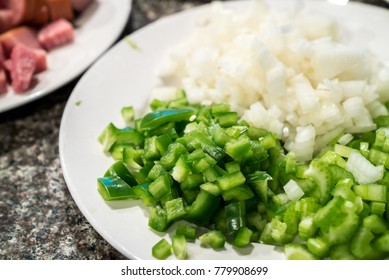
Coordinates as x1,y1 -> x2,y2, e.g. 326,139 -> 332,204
0,10 -> 14,33
0,26 -> 42,57
71,0 -> 93,13
33,48 -> 47,73
38,18 -> 74,50
8,0 -> 27,26
3,49 -> 47,74
0,67 -> 7,94
46,0 -> 74,22
0,43 -> 4,66
10,44 -> 37,93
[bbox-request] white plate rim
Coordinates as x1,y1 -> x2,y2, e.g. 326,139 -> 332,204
59,0 -> 389,260
0,0 -> 132,113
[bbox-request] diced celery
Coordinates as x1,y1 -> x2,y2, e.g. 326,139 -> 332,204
172,235 -> 187,260
353,184 -> 387,202
362,215 -> 388,234
307,237 -> 329,258
373,232 -> 389,252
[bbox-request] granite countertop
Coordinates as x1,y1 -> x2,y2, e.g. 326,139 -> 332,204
0,0 -> 388,260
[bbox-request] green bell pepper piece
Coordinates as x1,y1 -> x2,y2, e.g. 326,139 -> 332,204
140,108 -> 195,131
185,189 -> 221,226
97,176 -> 136,201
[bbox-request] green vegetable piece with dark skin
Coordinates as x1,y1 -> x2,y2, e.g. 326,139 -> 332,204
140,108 -> 195,131
97,176 -> 137,201
104,161 -> 138,187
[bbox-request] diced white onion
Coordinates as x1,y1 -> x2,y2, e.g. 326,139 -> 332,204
337,133 -> 353,146
346,151 -> 384,184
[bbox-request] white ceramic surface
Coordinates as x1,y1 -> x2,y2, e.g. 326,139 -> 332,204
59,0 -> 389,260
0,0 -> 132,113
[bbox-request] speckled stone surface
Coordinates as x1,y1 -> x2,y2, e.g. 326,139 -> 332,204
0,0 -> 388,260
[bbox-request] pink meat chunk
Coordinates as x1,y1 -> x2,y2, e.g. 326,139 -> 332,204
71,0 -> 94,13
38,18 -> 74,51
0,67 -> 7,94
0,26 -> 42,57
32,48 -> 47,73
0,42 -> 4,66
10,44 -> 37,93
2,49 -> 47,74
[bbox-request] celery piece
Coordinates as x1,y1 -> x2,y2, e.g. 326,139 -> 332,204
152,238 -> 172,260
373,232 -> 389,252
350,226 -> 386,259
362,215 -> 388,234
304,159 -> 333,204
298,217 -> 317,241
329,244 -> 355,260
172,235 -> 187,260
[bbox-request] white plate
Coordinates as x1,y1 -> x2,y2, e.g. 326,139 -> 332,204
59,0 -> 389,260
0,0 -> 132,113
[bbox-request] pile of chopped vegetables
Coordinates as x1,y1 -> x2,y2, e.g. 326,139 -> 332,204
155,1 -> 389,162
97,91 -> 389,260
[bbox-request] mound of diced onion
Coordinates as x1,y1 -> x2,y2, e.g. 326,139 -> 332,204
153,1 -> 389,161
